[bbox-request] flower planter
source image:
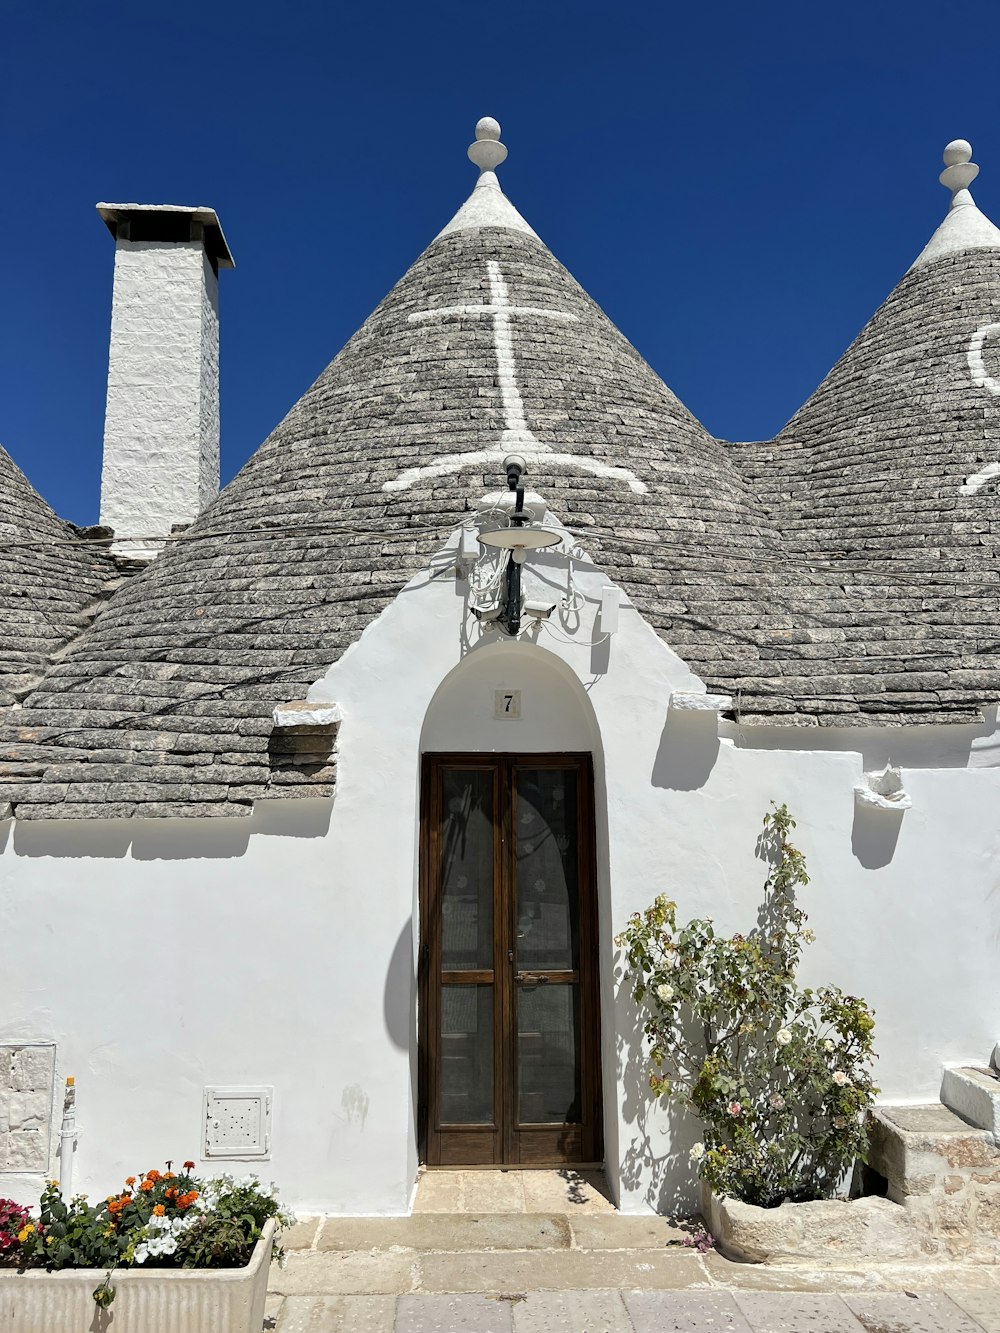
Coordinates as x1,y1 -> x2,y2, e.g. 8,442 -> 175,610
702,1183 -> 917,1264
0,1218 -> 275,1333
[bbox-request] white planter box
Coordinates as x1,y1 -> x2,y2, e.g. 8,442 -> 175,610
0,1218 -> 275,1333
701,1182 -> 917,1264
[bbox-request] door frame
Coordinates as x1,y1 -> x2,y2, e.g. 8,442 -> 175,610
417,751 -> 604,1168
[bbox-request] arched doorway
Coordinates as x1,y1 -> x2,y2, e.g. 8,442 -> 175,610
418,645 -> 604,1168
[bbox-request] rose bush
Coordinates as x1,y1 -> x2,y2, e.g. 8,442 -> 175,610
1,1162 -> 293,1308
616,803 -> 878,1208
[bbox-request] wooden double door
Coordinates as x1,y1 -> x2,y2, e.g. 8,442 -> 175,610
420,754 -> 602,1167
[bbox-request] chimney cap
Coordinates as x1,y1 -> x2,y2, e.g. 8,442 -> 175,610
96,202 -> 235,269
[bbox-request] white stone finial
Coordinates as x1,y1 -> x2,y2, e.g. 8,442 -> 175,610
940,139 -> 979,199
910,137 -> 1000,269
468,117 -> 508,174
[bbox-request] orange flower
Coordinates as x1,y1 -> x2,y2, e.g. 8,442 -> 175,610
165,1188 -> 177,1200
125,1177 -> 136,1187
140,1181 -> 153,1193
145,1170 -> 161,1183
152,1205 -> 165,1217
163,1172 -> 175,1180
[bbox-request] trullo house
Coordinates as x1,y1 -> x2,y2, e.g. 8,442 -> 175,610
0,122 -> 998,1216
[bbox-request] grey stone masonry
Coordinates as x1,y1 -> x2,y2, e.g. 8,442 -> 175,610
0,447 -> 117,708
735,248 -> 1000,724
1,215 -> 999,818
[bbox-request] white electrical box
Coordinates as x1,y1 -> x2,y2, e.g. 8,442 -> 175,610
203,1086 -> 272,1159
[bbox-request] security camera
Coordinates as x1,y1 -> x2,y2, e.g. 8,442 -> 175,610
472,599 -> 502,622
524,599 -> 556,621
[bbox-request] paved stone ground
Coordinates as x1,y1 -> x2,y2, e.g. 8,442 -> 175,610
266,1288 -> 1000,1331
265,1173 -> 1000,1330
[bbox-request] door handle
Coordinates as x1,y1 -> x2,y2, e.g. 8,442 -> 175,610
515,972 -> 550,985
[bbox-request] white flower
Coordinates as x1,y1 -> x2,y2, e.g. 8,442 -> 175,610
768,1093 -> 785,1110
801,928 -> 816,944
822,1039 -> 834,1052
832,1070 -> 849,1086
689,1141 -> 705,1162
776,1028 -> 793,1046
656,983 -> 675,1003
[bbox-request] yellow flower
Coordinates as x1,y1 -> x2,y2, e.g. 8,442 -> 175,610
17,1224 -> 34,1242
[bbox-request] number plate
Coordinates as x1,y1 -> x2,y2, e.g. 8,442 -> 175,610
494,689 -> 522,719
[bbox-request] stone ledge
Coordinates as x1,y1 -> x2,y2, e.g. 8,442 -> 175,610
942,1066 -> 1000,1144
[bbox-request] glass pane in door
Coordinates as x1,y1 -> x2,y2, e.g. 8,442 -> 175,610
440,769 -> 493,970
517,983 -> 581,1123
440,985 -> 494,1123
514,768 -> 579,971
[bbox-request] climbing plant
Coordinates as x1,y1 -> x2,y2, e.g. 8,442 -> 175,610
616,804 -> 878,1208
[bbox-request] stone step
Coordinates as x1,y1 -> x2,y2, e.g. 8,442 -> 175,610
270,1244 -> 705,1299
942,1065 -> 1000,1143
286,1212 -> 687,1256
866,1103 -> 1000,1260
868,1103 -> 998,1201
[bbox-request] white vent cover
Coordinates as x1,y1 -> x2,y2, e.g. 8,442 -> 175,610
203,1086 -> 272,1159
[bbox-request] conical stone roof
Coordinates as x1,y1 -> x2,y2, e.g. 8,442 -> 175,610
0,444 -> 115,709
0,123 -> 793,819
5,128 -> 999,820
736,141 -> 1000,725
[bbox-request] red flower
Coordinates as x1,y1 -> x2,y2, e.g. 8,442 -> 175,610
183,1161 -> 195,1172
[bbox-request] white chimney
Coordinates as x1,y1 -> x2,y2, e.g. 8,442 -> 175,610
97,203 -> 234,559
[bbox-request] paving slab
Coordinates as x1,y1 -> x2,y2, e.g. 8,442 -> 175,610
569,1213 -> 687,1249
624,1289 -> 755,1331
700,1252 -> 875,1292
317,1213 -> 571,1252
947,1290 -> 1000,1332
412,1172 -> 464,1213
280,1215 -> 323,1250
521,1170 -> 616,1215
733,1292 -> 867,1331
396,1292 -> 514,1332
511,1288 -> 632,1332
273,1294 -> 398,1332
415,1247 -> 702,1293
844,1292 -> 986,1332
271,1249 -> 416,1296
454,1170 -> 527,1213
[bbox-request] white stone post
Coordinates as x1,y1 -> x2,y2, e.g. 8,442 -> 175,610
97,204 -> 234,559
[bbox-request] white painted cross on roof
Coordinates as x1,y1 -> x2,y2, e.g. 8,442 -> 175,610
382,258 -> 646,496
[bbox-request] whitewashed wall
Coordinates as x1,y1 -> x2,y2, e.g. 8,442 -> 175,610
1,534 -> 998,1215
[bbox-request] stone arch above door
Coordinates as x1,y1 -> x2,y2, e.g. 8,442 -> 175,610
420,640 -> 602,755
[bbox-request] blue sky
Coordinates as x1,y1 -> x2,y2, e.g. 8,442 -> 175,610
2,0 -> 997,524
